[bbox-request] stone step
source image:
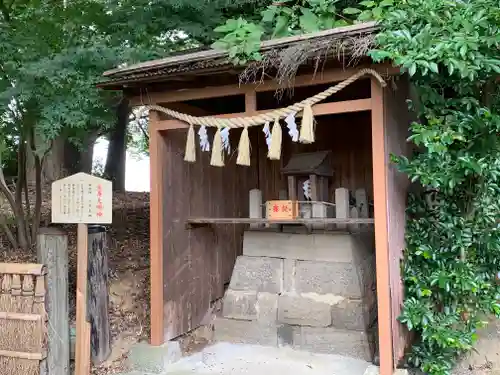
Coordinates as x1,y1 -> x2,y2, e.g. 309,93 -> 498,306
213,317 -> 374,362
222,289 -> 376,331
126,341 -> 182,374
229,255 -> 375,299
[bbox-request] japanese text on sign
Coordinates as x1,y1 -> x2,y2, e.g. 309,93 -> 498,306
51,173 -> 112,224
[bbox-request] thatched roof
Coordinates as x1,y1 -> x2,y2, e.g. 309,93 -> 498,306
99,22 -> 378,89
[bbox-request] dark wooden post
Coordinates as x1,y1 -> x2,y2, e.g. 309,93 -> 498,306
87,225 -> 111,364
37,228 -> 70,375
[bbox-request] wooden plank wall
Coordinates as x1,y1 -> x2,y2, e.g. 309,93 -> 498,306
383,77 -> 413,365
258,111 -> 374,202
161,127 -> 258,341
160,110 -> 374,341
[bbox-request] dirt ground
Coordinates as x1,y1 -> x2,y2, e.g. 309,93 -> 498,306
1,189 -> 151,374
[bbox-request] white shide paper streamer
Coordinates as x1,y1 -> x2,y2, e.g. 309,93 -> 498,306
198,125 -> 210,152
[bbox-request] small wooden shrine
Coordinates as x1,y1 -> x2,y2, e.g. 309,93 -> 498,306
99,22 -> 414,375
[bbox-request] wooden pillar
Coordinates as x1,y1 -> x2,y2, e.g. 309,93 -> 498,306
335,187 -> 350,230
371,77 -> 393,375
249,189 -> 263,229
87,225 -> 111,364
37,228 -> 70,375
149,111 -> 165,345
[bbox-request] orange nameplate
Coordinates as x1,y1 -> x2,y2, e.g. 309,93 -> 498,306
267,200 -> 299,220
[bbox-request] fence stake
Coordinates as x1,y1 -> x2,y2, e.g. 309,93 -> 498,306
87,225 -> 111,364
37,228 -> 70,375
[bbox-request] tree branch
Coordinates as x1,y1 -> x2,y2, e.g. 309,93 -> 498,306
0,0 -> 10,22
0,214 -> 18,249
29,126 -> 42,242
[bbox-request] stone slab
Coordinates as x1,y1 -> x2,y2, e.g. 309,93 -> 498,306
293,326 -> 374,361
283,259 -> 296,292
127,341 -> 182,374
295,260 -> 369,298
278,294 -> 332,327
229,256 -> 283,293
222,290 -> 258,320
243,231 -> 364,262
214,318 -> 278,347
256,292 -> 278,323
331,299 -> 376,331
162,342 -> 372,375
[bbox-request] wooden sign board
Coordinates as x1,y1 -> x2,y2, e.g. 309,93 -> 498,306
267,200 -> 299,220
51,173 -> 112,224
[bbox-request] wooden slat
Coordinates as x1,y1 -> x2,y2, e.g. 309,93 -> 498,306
129,63 -> 399,105
155,99 -> 372,131
0,312 -> 43,321
186,217 -> 374,225
0,263 -> 46,276
0,350 -> 46,360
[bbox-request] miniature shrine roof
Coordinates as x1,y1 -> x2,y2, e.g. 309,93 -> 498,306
281,151 -> 333,177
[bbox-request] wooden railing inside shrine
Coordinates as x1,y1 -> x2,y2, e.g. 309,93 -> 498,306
186,187 -> 374,231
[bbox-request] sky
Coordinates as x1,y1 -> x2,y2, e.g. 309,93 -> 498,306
93,137 -> 150,192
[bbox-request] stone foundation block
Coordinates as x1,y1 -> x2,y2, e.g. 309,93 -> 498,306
278,294 -> 332,327
293,326 -> 373,361
127,341 -> 181,374
229,256 -> 283,293
256,292 -> 278,322
214,318 -> 277,347
222,290 -> 258,320
243,231 -> 363,262
331,299 -> 376,331
295,260 -> 371,298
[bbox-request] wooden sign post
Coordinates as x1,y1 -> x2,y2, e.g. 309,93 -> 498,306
51,173 -> 112,375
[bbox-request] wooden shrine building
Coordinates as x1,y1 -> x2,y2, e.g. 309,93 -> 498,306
99,22 -> 414,375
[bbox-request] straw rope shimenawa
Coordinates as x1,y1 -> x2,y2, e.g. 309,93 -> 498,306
141,68 -> 387,166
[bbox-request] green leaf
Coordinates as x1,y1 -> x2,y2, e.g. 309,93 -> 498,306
360,0 -> 376,8
429,62 -> 439,73
343,7 -> 362,15
261,6 -> 277,23
272,15 -> 290,38
299,8 -> 320,33
408,63 -> 417,76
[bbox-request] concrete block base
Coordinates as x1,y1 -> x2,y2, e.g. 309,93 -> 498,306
293,327 -> 374,361
126,341 -> 181,374
215,230 -> 377,361
214,318 -> 278,347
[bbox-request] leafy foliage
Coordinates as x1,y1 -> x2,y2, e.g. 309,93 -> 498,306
212,0 -> 372,64
369,0 -> 500,373
0,0 -> 272,250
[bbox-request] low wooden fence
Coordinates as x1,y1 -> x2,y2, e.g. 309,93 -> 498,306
0,263 -> 47,375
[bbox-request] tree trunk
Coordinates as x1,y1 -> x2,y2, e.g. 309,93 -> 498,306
104,98 -> 128,191
27,135 -> 66,184
64,135 -> 97,175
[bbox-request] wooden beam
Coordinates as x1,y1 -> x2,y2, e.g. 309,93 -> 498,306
0,350 -> 46,360
164,102 -> 211,116
155,99 -> 372,131
370,77 -> 393,375
0,263 -> 46,275
245,91 -> 257,114
186,217 -> 374,225
130,63 -> 400,105
149,113 -> 165,346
